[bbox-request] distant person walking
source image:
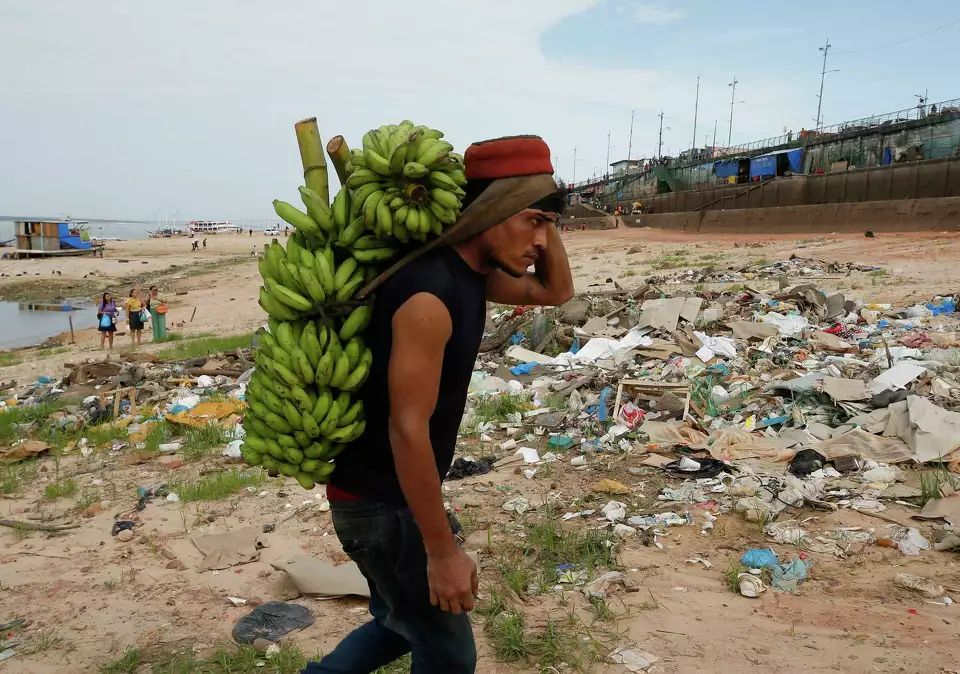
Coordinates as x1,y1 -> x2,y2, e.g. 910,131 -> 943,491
249,228 -> 253,237
191,240 -> 199,252
97,292 -> 118,350
125,287 -> 145,345
202,238 -> 208,249
146,285 -> 167,342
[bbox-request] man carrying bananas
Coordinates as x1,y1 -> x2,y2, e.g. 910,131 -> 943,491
305,136 -> 573,674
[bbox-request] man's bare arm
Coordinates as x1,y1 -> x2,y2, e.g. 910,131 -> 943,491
486,224 -> 574,306
388,292 -> 477,613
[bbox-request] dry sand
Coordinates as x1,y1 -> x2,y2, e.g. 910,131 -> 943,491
1,228 -> 959,672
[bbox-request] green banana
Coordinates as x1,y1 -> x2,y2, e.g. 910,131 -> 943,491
303,438 -> 331,459
259,288 -> 301,321
243,435 -> 268,454
362,130 -> 384,156
314,350 -> 334,387
339,305 -> 372,341
389,139 -> 409,174
351,247 -> 398,264
264,439 -> 286,460
288,385 -> 312,413
273,199 -> 320,235
318,400 -> 342,436
295,472 -> 315,490
344,338 -> 362,370
447,169 -> 467,186
326,422 -> 357,442
427,171 -> 459,191
329,352 -> 351,388
293,348 -> 315,385
284,447 -> 304,464
311,388 -> 333,424
261,389 -> 286,416
346,168 -> 384,189
263,409 -> 294,435
422,128 -> 444,140
282,399 -> 304,431
300,459 -> 320,473
258,331 -> 280,358
375,196 -> 393,236
298,186 -> 335,232
344,419 -> 367,442
275,322 -> 297,354
277,434 -> 300,449
332,187 -> 350,230
427,200 -> 457,225
363,148 -> 392,176
337,216 -> 366,248
338,399 -> 364,427
299,265 -> 326,302
340,360 -> 370,392
333,257 -> 359,290
351,234 -> 392,250
265,277 -> 313,312
429,188 -> 461,210
301,324 -> 322,369
403,162 -> 429,179
405,207 -> 420,233
301,411 -> 320,439
362,190 -> 385,229
246,415 -> 278,441
335,269 -> 365,302
317,322 -> 330,352
313,251 -> 336,295
294,430 -> 312,448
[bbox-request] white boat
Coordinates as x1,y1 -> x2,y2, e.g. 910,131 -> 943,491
187,221 -> 242,235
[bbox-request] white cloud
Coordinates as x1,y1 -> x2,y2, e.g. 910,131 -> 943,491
624,2 -> 686,24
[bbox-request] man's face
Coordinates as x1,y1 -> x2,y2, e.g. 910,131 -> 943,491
480,208 -> 556,277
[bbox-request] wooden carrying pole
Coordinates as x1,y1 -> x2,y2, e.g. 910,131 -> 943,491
295,118 -> 329,205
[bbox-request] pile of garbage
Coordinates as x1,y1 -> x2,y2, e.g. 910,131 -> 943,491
462,276 -> 960,587
655,255 -> 881,286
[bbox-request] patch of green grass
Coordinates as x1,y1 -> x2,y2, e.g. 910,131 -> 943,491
476,583 -> 509,618
486,611 -> 533,661
143,421 -> 175,453
31,628 -> 66,653
920,466 -> 960,506
180,423 -> 231,462
752,257 -> 772,266
0,460 -> 38,495
869,268 -> 888,286
101,642 -> 307,674
168,467 -> 264,502
75,485 -> 101,511
723,558 -> 744,593
589,596 -> 615,621
724,283 -> 746,294
698,253 -> 722,261
154,333 -> 252,361
0,352 -> 22,367
693,282 -> 707,292
0,400 -> 68,444
85,423 -> 129,448
620,269 -> 638,278
44,477 -> 77,500
473,394 -> 528,424
524,521 -> 618,578
646,255 -> 686,270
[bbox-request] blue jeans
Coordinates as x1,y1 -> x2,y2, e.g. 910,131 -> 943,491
302,500 -> 476,674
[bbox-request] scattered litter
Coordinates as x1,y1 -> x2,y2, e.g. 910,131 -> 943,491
232,602 -> 315,645
609,646 -> 659,672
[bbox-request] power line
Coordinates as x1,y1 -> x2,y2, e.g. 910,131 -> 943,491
833,17 -> 960,54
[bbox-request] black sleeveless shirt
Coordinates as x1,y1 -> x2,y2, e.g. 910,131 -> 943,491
330,246 -> 487,506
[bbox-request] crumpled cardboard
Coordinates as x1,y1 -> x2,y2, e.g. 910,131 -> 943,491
270,554 -> 370,598
167,400 -> 245,428
811,427 -> 914,464
883,397 -> 960,463
191,526 -> 268,571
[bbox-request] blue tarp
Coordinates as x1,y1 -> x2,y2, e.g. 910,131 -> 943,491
749,154 -> 777,178
714,160 -> 739,179
749,148 -> 804,178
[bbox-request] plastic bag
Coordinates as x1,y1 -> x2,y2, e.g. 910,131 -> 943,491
232,602 -> 315,644
99,313 -> 113,329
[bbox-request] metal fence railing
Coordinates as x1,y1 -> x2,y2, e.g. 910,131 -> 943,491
568,96 -> 960,193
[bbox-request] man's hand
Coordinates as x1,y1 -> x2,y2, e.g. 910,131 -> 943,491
427,546 -> 479,615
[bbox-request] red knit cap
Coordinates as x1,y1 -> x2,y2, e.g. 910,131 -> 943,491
464,135 -> 554,180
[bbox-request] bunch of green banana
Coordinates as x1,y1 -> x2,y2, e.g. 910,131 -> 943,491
342,121 -> 465,244
240,315 -> 373,489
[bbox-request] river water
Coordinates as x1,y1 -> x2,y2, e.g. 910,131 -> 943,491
0,301 -> 99,349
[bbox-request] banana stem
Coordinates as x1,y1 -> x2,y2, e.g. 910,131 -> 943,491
295,117 -> 329,205
326,135 -> 351,187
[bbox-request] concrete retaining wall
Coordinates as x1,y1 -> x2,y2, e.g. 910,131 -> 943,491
629,196 -> 960,234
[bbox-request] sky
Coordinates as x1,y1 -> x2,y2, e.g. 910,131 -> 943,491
2,0 -> 959,222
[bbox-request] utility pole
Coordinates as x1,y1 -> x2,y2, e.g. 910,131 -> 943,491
657,110 -> 670,161
572,146 -> 577,184
713,120 -> 717,148
816,39 -> 838,130
692,76 -> 700,151
606,130 -> 611,175
627,110 -> 635,163
727,77 -> 738,146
